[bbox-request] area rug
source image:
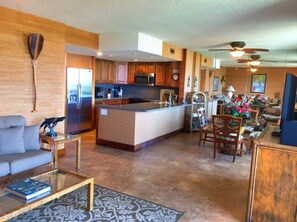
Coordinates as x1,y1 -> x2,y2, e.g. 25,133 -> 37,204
8,184 -> 184,222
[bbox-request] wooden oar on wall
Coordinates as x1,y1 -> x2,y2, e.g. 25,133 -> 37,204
28,33 -> 44,112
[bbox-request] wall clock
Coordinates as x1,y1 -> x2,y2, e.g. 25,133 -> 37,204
173,74 -> 179,81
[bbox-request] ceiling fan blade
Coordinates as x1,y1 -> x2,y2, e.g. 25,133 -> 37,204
237,59 -> 249,63
244,48 -> 269,53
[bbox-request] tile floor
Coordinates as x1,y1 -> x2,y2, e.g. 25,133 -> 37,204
59,131 -> 252,222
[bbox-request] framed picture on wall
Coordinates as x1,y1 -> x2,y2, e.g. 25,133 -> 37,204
213,77 -> 219,91
251,74 -> 267,93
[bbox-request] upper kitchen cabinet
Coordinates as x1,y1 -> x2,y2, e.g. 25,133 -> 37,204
200,55 -> 213,69
155,63 -> 166,86
95,59 -> 115,84
128,62 -> 136,84
165,62 -> 180,88
135,63 -> 155,73
115,62 -> 128,84
162,42 -> 183,61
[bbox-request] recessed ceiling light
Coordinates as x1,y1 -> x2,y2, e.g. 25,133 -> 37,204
108,55 -> 114,57
96,51 -> 103,56
134,59 -> 138,61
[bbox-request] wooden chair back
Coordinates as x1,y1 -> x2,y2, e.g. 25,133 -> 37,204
197,107 -> 213,145
249,109 -> 259,125
212,114 -> 244,162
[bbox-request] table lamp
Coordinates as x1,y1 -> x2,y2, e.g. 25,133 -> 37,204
225,85 -> 235,99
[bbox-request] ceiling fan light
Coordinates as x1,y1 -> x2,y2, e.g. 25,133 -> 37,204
250,66 -> 257,72
230,50 -> 245,58
249,60 -> 261,66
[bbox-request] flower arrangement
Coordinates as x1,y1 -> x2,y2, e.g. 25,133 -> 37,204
249,94 -> 267,106
224,97 -> 251,118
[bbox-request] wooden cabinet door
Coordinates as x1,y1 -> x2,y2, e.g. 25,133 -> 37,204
155,63 -> 166,86
165,62 -> 180,88
108,61 -> 115,83
101,60 -> 109,83
128,62 -> 136,84
135,63 -> 146,72
95,59 -> 101,82
135,63 -> 155,73
145,63 -> 155,72
116,62 -> 128,84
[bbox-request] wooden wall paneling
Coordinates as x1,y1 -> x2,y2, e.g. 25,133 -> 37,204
178,49 -> 187,103
0,6 -> 66,133
162,42 -> 183,61
225,67 -> 297,100
65,25 -> 99,49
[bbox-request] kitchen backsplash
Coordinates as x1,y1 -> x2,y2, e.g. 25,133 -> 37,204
95,84 -> 178,100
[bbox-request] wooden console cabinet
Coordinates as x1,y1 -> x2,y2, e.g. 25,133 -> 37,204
247,126 -> 297,222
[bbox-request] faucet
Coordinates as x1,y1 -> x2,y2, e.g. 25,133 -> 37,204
163,90 -> 172,105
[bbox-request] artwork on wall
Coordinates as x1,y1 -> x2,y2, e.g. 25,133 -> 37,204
251,74 -> 267,94
213,77 -> 219,91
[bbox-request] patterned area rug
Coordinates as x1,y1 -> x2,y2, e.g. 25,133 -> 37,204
8,184 -> 184,222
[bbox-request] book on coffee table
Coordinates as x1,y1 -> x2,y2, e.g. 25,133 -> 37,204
5,178 -> 52,200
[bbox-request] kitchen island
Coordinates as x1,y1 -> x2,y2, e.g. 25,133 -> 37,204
96,102 -> 190,151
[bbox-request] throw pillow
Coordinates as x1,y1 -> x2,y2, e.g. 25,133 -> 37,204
0,126 -> 25,155
24,124 -> 40,151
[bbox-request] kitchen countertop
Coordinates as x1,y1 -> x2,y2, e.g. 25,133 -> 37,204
96,101 -> 191,112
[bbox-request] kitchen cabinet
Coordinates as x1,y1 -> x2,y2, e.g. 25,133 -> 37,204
247,126 -> 297,222
155,63 -> 166,86
115,62 -> 128,84
98,99 -> 129,105
165,62 -> 180,88
128,62 -> 136,84
135,63 -> 155,73
95,59 -> 115,83
95,59 -> 101,82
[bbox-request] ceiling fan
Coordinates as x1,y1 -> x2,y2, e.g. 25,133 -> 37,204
209,41 -> 269,58
237,55 -> 278,66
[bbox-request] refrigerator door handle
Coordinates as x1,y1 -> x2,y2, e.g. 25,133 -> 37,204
76,84 -> 80,109
78,83 -> 82,109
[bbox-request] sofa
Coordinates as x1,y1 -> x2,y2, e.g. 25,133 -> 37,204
263,106 -> 281,125
0,115 -> 56,186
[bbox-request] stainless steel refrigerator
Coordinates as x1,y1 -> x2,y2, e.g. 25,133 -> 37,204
66,68 -> 92,134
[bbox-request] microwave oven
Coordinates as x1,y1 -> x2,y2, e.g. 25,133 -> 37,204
134,73 -> 155,86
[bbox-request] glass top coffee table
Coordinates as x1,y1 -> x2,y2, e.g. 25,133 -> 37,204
0,169 -> 94,221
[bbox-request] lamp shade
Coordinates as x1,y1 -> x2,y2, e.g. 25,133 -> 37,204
230,50 -> 244,58
225,85 -> 235,92
249,60 -> 261,66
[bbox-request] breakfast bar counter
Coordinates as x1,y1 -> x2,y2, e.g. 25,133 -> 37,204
96,102 -> 190,151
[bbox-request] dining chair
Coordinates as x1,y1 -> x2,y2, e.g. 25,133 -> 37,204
248,109 -> 259,126
197,107 -> 214,146
212,114 -> 244,162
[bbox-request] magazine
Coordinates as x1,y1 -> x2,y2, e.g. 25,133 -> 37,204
5,178 -> 52,200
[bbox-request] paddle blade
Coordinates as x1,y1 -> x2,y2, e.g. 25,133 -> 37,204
28,33 -> 44,60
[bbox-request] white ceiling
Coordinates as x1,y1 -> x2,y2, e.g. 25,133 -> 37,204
1,0 -> 297,67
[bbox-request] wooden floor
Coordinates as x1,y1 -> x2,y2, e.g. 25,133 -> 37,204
59,130 -> 252,222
